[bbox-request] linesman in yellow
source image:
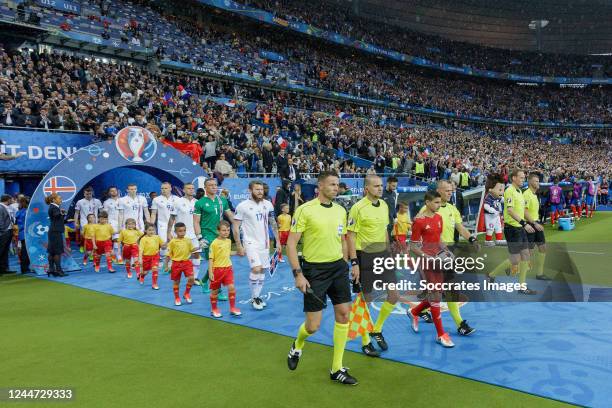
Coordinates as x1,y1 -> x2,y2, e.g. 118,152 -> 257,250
346,174 -> 398,357
523,173 -> 550,281
487,169 -> 538,294
418,180 -> 479,335
286,171 -> 358,386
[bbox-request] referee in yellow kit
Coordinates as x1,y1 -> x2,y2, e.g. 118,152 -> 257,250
346,174 -> 398,357
285,171 -> 358,385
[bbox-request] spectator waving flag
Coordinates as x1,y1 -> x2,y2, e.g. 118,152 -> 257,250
177,85 -> 191,100
162,92 -> 175,107
268,248 -> 282,277
276,136 -> 288,149
335,110 -> 352,120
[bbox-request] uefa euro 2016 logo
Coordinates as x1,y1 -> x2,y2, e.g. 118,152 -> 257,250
115,126 -> 157,163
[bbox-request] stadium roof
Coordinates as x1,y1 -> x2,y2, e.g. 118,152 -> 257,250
353,0 -> 612,54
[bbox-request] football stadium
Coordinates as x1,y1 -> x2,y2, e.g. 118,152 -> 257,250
0,0 -> 611,406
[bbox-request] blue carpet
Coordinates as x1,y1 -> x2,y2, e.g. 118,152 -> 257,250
18,252 -> 612,407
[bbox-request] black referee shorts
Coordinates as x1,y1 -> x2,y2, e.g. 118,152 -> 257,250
301,258 -> 351,313
357,250 -> 397,294
504,225 -> 529,254
527,227 -> 546,249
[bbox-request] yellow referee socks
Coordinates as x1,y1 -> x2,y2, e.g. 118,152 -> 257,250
447,302 -> 463,327
295,322 -> 311,350
533,251 -> 545,277
373,301 -> 395,333
361,332 -> 370,346
332,322 -> 349,373
519,260 -> 530,284
488,259 -> 511,277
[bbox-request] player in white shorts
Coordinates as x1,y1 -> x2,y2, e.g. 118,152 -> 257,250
168,183 -> 203,284
233,180 -> 281,310
151,182 -> 179,260
119,183 -> 150,233
74,186 -> 102,252
103,186 -> 123,262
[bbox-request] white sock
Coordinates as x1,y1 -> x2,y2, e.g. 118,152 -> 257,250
254,273 -> 265,298
249,272 -> 259,299
192,258 -> 201,279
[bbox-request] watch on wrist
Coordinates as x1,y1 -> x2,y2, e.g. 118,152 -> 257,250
519,220 -> 527,227
292,268 -> 302,277
350,258 -> 359,266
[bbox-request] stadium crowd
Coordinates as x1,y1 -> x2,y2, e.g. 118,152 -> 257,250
152,3 -> 612,124
246,0 -> 610,78
3,0 -> 610,124
1,48 -> 610,187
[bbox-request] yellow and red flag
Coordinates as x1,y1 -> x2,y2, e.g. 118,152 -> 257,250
348,293 -> 374,340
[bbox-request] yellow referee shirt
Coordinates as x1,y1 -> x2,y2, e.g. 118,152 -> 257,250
290,198 -> 346,263
118,229 -> 143,245
167,237 -> 194,261
209,238 -> 232,267
419,203 -> 461,243
523,188 -> 539,221
277,213 -> 291,232
140,235 -> 163,256
504,185 -> 526,227
347,196 -> 389,252
94,224 -> 114,241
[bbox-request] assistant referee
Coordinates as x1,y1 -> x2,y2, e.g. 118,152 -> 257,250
347,174 -> 397,357
285,171 -> 358,386
488,169 -> 536,295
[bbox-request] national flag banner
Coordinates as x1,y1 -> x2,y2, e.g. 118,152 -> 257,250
161,139 -> 203,162
162,91 -> 175,106
225,99 -> 237,108
268,247 -> 281,277
276,136 -> 288,149
178,85 -> 191,100
348,293 -> 374,340
335,110 -> 352,120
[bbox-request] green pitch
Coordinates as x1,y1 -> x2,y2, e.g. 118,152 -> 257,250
4,213 -> 610,407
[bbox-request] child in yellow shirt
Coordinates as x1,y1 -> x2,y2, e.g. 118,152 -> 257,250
208,221 -> 241,318
164,222 -> 195,306
93,211 -> 114,273
118,218 -> 143,279
82,214 -> 96,266
393,202 -> 412,253
139,223 -> 165,289
277,204 -> 291,263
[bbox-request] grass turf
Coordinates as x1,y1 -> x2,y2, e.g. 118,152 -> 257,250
5,214 -> 610,407
0,274 -> 572,408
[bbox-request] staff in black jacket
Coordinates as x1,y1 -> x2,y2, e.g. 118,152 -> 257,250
45,193 -> 67,277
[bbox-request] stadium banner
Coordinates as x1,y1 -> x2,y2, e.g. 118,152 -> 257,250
51,30 -> 152,54
36,0 -> 81,14
259,50 -> 286,62
195,0 -> 612,85
161,60 -> 612,130
0,130 -> 94,173
220,178 -> 282,205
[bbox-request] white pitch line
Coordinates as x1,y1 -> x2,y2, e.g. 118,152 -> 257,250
566,250 -> 607,255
